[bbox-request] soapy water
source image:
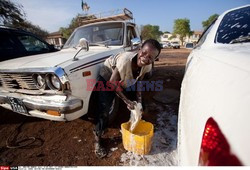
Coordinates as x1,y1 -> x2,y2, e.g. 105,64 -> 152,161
120,104 -> 178,166
129,102 -> 142,132
128,102 -> 143,153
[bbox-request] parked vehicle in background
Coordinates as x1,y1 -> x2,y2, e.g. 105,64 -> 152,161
0,26 -> 58,62
0,9 -> 141,123
178,5 -> 250,166
170,41 -> 180,49
160,42 -> 170,49
184,42 -> 194,49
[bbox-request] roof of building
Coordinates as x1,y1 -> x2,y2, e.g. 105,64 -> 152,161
47,31 -> 63,39
193,31 -> 203,35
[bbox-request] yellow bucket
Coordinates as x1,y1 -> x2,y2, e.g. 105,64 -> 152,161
121,120 -> 154,155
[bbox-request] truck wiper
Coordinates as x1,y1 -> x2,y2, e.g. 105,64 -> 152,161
229,35 -> 250,44
89,39 -> 111,47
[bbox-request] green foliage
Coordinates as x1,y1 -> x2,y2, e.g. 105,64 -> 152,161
0,0 -> 25,25
1,0 -> 48,39
60,14 -> 81,39
141,24 -> 163,41
202,14 -> 219,30
169,35 -> 176,40
13,21 -> 49,39
173,18 -> 191,45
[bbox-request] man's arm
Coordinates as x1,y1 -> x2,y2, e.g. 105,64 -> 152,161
109,68 -> 135,110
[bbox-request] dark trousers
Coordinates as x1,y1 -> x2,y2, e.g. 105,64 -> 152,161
94,76 -> 136,138
94,76 -> 116,137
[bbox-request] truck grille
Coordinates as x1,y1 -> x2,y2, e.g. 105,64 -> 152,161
0,73 -> 37,90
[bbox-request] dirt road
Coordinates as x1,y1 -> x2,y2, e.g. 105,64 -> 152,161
0,48 -> 190,166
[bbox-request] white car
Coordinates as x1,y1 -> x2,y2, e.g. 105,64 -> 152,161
170,41 -> 180,49
161,42 -> 171,49
0,21 -> 141,122
178,5 -> 250,166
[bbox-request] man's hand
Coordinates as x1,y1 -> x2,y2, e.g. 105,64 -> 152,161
125,100 -> 137,110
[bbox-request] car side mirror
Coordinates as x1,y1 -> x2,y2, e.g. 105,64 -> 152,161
130,37 -> 141,50
78,38 -> 89,51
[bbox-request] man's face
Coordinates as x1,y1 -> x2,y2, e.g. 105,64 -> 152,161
137,43 -> 159,67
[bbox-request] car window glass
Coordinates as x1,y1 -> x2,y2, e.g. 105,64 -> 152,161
126,26 -> 136,46
0,31 -> 20,59
215,6 -> 250,44
186,43 -> 193,48
17,35 -> 49,52
0,32 -> 16,51
63,23 -> 123,48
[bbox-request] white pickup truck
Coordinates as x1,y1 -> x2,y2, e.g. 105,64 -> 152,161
0,20 -> 141,122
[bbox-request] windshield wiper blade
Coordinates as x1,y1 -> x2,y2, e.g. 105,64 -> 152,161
230,35 -> 250,44
89,39 -> 111,47
89,43 -> 105,47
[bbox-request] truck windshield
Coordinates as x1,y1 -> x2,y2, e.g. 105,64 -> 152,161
63,22 -> 124,48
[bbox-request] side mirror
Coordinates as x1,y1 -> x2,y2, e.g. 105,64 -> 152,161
130,37 -> 141,50
73,38 -> 89,61
78,38 -> 89,51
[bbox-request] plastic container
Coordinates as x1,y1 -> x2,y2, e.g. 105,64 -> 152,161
121,120 -> 154,155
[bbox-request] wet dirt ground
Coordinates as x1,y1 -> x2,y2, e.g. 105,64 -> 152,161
0,48 -> 190,166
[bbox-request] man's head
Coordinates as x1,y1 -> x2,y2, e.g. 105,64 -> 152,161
137,39 -> 161,67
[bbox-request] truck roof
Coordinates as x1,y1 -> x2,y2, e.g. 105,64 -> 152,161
78,8 -> 134,26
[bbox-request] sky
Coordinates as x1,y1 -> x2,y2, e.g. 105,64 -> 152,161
14,0 -> 250,33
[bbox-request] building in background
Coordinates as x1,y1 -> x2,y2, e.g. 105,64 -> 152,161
46,31 -> 66,49
184,31 -> 203,44
161,30 -> 203,46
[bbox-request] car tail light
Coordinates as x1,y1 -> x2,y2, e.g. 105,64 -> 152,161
199,117 -> 242,166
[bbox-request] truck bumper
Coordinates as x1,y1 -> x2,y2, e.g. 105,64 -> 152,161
0,91 -> 83,121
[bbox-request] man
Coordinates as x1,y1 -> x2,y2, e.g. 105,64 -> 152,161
93,39 -> 161,158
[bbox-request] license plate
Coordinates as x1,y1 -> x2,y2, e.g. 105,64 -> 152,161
7,97 -> 28,114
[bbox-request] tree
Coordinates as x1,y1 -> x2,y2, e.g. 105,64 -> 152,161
169,34 -> 176,40
173,18 -> 192,45
0,0 -> 48,38
141,24 -> 163,41
60,14 -> 82,39
0,0 -> 25,25
13,21 -> 49,39
202,14 -> 219,30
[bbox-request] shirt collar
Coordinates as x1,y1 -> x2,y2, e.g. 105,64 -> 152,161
129,52 -> 138,61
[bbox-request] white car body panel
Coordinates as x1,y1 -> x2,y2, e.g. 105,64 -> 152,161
178,5 -> 250,165
0,21 -> 140,121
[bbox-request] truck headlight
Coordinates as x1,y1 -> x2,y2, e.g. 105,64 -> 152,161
46,74 -> 62,90
37,75 -> 45,87
51,75 -> 61,90
33,74 -> 45,89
